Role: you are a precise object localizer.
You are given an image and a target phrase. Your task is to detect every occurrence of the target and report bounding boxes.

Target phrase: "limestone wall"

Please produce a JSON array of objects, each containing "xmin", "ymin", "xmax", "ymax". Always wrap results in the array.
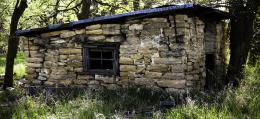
[
  {"xmin": 204, "ymin": 21, "xmax": 226, "ymax": 82},
  {"xmin": 22, "ymin": 14, "xmax": 208, "ymax": 92}
]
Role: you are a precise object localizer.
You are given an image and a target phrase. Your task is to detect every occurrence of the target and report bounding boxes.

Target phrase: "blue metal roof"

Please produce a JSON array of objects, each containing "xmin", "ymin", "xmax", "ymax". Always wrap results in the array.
[{"xmin": 16, "ymin": 4, "xmax": 229, "ymax": 36}]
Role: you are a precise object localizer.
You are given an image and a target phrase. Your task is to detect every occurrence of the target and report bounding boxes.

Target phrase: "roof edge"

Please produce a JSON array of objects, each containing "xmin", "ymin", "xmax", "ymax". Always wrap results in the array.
[{"xmin": 16, "ymin": 4, "xmax": 229, "ymax": 36}]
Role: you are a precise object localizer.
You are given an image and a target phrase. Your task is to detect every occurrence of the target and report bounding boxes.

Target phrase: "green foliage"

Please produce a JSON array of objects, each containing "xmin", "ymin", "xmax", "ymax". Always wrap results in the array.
[{"xmin": 0, "ymin": 52, "xmax": 26, "ymax": 79}]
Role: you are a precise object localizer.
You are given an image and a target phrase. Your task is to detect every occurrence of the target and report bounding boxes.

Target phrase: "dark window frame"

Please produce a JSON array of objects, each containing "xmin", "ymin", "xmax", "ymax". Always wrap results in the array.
[{"xmin": 83, "ymin": 43, "xmax": 119, "ymax": 75}]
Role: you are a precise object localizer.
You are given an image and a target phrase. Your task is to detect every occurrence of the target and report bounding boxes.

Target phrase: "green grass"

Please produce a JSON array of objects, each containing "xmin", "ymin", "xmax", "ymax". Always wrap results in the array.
[
  {"xmin": 0, "ymin": 52, "xmax": 26, "ymax": 79},
  {"xmin": 165, "ymin": 63, "xmax": 260, "ymax": 119},
  {"xmin": 0, "ymin": 87, "xmax": 168, "ymax": 119}
]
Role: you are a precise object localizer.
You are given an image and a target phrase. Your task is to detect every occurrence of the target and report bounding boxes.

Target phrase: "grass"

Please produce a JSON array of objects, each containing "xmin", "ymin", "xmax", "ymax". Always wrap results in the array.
[
  {"xmin": 0, "ymin": 52, "xmax": 26, "ymax": 80},
  {"xmin": 0, "ymin": 87, "xmax": 170, "ymax": 119},
  {"xmin": 165, "ymin": 63, "xmax": 260, "ymax": 119}
]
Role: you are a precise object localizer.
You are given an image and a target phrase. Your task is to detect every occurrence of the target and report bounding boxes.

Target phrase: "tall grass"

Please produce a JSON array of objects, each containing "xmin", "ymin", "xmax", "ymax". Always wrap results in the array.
[
  {"xmin": 11, "ymin": 95, "xmax": 112, "ymax": 119},
  {"xmin": 165, "ymin": 63, "xmax": 260, "ymax": 119},
  {"xmin": 0, "ymin": 87, "xmax": 169, "ymax": 119}
]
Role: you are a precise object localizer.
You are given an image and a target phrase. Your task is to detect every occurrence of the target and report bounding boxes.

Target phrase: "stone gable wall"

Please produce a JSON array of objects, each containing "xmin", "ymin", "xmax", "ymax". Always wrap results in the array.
[{"xmin": 21, "ymin": 14, "xmax": 223, "ymax": 93}]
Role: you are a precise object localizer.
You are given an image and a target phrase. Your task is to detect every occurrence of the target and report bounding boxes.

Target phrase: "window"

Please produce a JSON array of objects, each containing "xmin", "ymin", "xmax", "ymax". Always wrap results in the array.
[{"xmin": 83, "ymin": 44, "xmax": 119, "ymax": 75}]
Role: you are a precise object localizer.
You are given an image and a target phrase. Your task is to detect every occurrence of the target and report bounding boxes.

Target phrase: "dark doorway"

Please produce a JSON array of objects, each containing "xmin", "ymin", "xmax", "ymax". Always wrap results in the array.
[{"xmin": 205, "ymin": 54, "xmax": 215, "ymax": 90}]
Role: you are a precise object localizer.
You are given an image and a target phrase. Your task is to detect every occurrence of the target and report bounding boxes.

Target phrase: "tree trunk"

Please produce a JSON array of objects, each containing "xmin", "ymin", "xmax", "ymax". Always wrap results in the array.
[
  {"xmin": 3, "ymin": 0, "xmax": 27, "ymax": 89},
  {"xmin": 77, "ymin": 0, "xmax": 91, "ymax": 20},
  {"xmin": 226, "ymin": 0, "xmax": 259, "ymax": 87}
]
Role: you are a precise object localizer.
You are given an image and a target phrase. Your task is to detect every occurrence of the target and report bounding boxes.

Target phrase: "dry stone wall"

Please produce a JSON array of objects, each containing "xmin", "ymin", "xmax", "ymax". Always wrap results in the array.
[{"xmin": 21, "ymin": 14, "xmax": 213, "ymax": 93}]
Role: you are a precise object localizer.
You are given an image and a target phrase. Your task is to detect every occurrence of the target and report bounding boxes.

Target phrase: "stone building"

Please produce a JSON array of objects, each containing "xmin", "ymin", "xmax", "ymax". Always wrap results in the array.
[{"xmin": 16, "ymin": 4, "xmax": 229, "ymax": 93}]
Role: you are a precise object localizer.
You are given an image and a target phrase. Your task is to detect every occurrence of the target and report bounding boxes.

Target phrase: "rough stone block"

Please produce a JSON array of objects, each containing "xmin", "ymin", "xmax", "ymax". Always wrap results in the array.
[
  {"xmin": 27, "ymin": 58, "xmax": 43, "ymax": 63},
  {"xmin": 134, "ymin": 78, "xmax": 155, "ymax": 86},
  {"xmin": 120, "ymin": 45, "xmax": 138, "ymax": 54},
  {"xmin": 50, "ymin": 39, "xmax": 66, "ymax": 44},
  {"xmin": 105, "ymin": 36, "xmax": 122, "ymax": 42},
  {"xmin": 41, "ymin": 68, "xmax": 51, "ymax": 75},
  {"xmin": 143, "ymin": 23, "xmax": 170, "ymax": 30},
  {"xmin": 32, "ymin": 80, "xmax": 42, "ymax": 85},
  {"xmin": 25, "ymin": 74, "xmax": 37, "ymax": 80},
  {"xmin": 59, "ymin": 55, "xmax": 68, "ymax": 60},
  {"xmin": 136, "ymin": 65, "xmax": 146, "ymax": 74},
  {"xmin": 120, "ymin": 65, "xmax": 136, "ymax": 72},
  {"xmin": 24, "ymin": 46, "xmax": 39, "ymax": 51},
  {"xmin": 67, "ymin": 61, "xmax": 82, "ymax": 67},
  {"xmin": 44, "ymin": 81, "xmax": 56, "ymax": 87},
  {"xmin": 87, "ymin": 35, "xmax": 105, "ymax": 41},
  {"xmin": 130, "ymin": 54, "xmax": 143, "ymax": 60},
  {"xmin": 129, "ymin": 24, "xmax": 143, "ymax": 30},
  {"xmin": 73, "ymin": 80, "xmax": 88, "ymax": 85},
  {"xmin": 52, "ymin": 68, "xmax": 68, "ymax": 75},
  {"xmin": 95, "ymin": 75, "xmax": 115, "ymax": 84},
  {"xmin": 162, "ymin": 73, "xmax": 185, "ymax": 80},
  {"xmin": 102, "ymin": 24, "xmax": 121, "ymax": 35},
  {"xmin": 74, "ymin": 68, "xmax": 83, "ymax": 72},
  {"xmin": 156, "ymin": 80, "xmax": 186, "ymax": 88},
  {"xmin": 77, "ymin": 75, "xmax": 93, "ymax": 80},
  {"xmin": 24, "ymin": 51, "xmax": 44, "ymax": 57},
  {"xmin": 41, "ymin": 31, "xmax": 61, "ymax": 38},
  {"xmin": 169, "ymin": 15, "xmax": 188, "ymax": 22},
  {"xmin": 59, "ymin": 80, "xmax": 73, "ymax": 87},
  {"xmin": 59, "ymin": 48, "xmax": 81, "ymax": 54},
  {"xmin": 86, "ymin": 24, "xmax": 101, "ymax": 30},
  {"xmin": 60, "ymin": 30, "xmax": 76, "ymax": 38},
  {"xmin": 49, "ymin": 74, "xmax": 63, "ymax": 80},
  {"xmin": 102, "ymin": 24, "xmax": 120, "ymax": 29},
  {"xmin": 26, "ymin": 68, "xmax": 36, "ymax": 74},
  {"xmin": 103, "ymin": 29, "xmax": 120, "ymax": 35},
  {"xmin": 153, "ymin": 58, "xmax": 183, "ymax": 64},
  {"xmin": 27, "ymin": 63, "xmax": 42, "ymax": 68},
  {"xmin": 75, "ymin": 29, "xmax": 85, "ymax": 34},
  {"xmin": 145, "ymin": 71, "xmax": 162, "ymax": 78},
  {"xmin": 88, "ymin": 80, "xmax": 100, "ymax": 85},
  {"xmin": 38, "ymin": 76, "xmax": 47, "ymax": 81},
  {"xmin": 86, "ymin": 29, "xmax": 103, "ymax": 35},
  {"xmin": 126, "ymin": 35, "xmax": 140, "ymax": 44},
  {"xmin": 44, "ymin": 61, "xmax": 57, "ymax": 68},
  {"xmin": 120, "ymin": 72, "xmax": 128, "ymax": 77},
  {"xmin": 170, "ymin": 64, "xmax": 185, "ymax": 73},
  {"xmin": 143, "ymin": 18, "xmax": 168, "ymax": 23},
  {"xmin": 146, "ymin": 64, "xmax": 169, "ymax": 72},
  {"xmin": 119, "ymin": 57, "xmax": 134, "ymax": 65}
]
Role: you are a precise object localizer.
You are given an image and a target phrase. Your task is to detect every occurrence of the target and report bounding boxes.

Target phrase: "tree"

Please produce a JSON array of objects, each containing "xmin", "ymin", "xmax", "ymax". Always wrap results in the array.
[
  {"xmin": 3, "ymin": 0, "xmax": 27, "ymax": 89},
  {"xmin": 226, "ymin": 0, "xmax": 260, "ymax": 86}
]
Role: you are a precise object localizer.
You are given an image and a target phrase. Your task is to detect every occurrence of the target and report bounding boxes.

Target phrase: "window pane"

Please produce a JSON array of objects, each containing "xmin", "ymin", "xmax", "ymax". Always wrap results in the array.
[
  {"xmin": 89, "ymin": 60, "xmax": 102, "ymax": 69},
  {"xmin": 102, "ymin": 50, "xmax": 113, "ymax": 59},
  {"xmin": 89, "ymin": 50, "xmax": 101, "ymax": 58},
  {"xmin": 102, "ymin": 60, "xmax": 113, "ymax": 70}
]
